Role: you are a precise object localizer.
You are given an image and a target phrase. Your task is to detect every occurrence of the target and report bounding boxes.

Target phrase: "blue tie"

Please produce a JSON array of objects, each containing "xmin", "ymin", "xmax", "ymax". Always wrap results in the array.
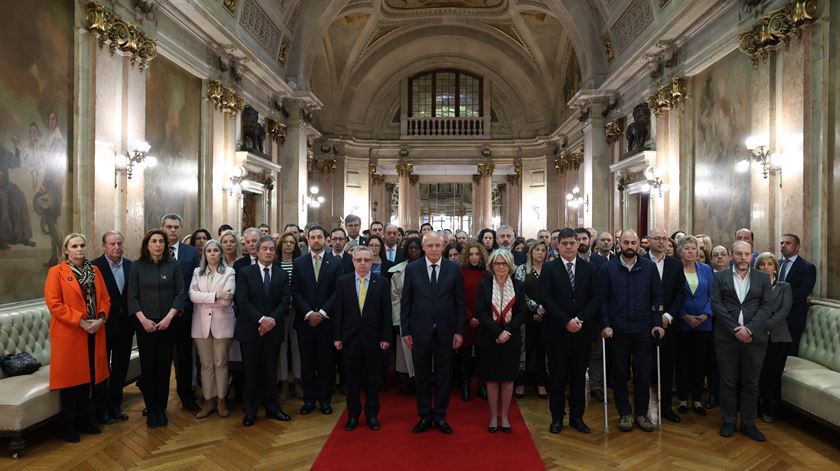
[{"xmin": 263, "ymin": 267, "xmax": 271, "ymax": 296}]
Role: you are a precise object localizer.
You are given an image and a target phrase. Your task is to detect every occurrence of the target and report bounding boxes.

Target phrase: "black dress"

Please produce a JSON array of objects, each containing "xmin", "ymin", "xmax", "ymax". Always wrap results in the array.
[{"xmin": 475, "ymin": 276, "xmax": 526, "ymax": 382}]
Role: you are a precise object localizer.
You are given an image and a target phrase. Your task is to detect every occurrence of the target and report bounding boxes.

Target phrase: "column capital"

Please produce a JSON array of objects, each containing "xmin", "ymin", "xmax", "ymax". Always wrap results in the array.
[
  {"xmin": 396, "ymin": 161, "xmax": 414, "ymax": 177},
  {"xmin": 472, "ymin": 174, "xmax": 482, "ymax": 184},
  {"xmin": 568, "ymin": 89, "xmax": 619, "ymax": 127},
  {"xmin": 477, "ymin": 160, "xmax": 495, "ymax": 178}
]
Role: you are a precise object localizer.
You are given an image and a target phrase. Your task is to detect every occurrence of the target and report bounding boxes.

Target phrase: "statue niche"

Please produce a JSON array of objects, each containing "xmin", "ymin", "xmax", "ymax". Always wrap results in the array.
[
  {"xmin": 625, "ymin": 103, "xmax": 652, "ymax": 154},
  {"xmin": 239, "ymin": 105, "xmax": 267, "ymax": 156}
]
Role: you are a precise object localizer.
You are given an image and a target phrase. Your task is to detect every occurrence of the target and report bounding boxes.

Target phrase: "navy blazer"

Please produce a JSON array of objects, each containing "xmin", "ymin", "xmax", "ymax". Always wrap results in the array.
[
  {"xmin": 540, "ymin": 257, "xmax": 600, "ymax": 342},
  {"xmin": 400, "ymin": 258, "xmax": 465, "ymax": 344},
  {"xmin": 332, "ymin": 273, "xmax": 393, "ymax": 348},
  {"xmin": 91, "ymin": 255, "xmax": 133, "ymax": 324},
  {"xmin": 291, "ymin": 251, "xmax": 342, "ymax": 330},
  {"xmin": 233, "ymin": 254, "xmax": 257, "ymax": 278},
  {"xmin": 175, "ymin": 243, "xmax": 200, "ymax": 312},
  {"xmin": 780, "ymin": 256, "xmax": 816, "ymax": 328},
  {"xmin": 234, "ymin": 262, "xmax": 290, "ymax": 343}
]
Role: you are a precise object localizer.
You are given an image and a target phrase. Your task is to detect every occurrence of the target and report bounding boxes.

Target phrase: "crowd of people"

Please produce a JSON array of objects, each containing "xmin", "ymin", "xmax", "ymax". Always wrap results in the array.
[{"xmin": 43, "ymin": 214, "xmax": 816, "ymax": 444}]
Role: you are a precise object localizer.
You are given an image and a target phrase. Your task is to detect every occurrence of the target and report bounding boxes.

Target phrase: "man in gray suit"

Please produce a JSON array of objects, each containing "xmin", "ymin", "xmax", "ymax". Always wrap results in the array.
[{"xmin": 711, "ymin": 241, "xmax": 773, "ymax": 442}]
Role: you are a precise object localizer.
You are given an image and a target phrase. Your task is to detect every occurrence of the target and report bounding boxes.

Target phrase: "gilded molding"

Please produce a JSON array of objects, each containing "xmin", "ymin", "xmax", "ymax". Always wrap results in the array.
[
  {"xmin": 647, "ymin": 78, "xmax": 687, "ymax": 116},
  {"xmin": 84, "ymin": 2, "xmax": 157, "ymax": 71},
  {"xmin": 223, "ymin": 0, "xmax": 237, "ymax": 13},
  {"xmin": 395, "ymin": 161, "xmax": 414, "ymax": 177},
  {"xmin": 409, "ymin": 174, "xmax": 420, "ymax": 185},
  {"xmin": 553, "ymin": 146, "xmax": 583, "ymax": 174},
  {"xmin": 316, "ymin": 159, "xmax": 337, "ymax": 173},
  {"xmin": 606, "ymin": 117, "xmax": 626, "ymax": 144},
  {"xmin": 208, "ymin": 80, "xmax": 246, "ymax": 116},
  {"xmin": 369, "ymin": 161, "xmax": 378, "ymax": 175},
  {"xmin": 477, "ymin": 160, "xmax": 495, "ymax": 177},
  {"xmin": 268, "ymin": 120, "xmax": 287, "ymax": 143},
  {"xmin": 603, "ymin": 33, "xmax": 615, "ymax": 63},
  {"xmin": 372, "ymin": 174, "xmax": 385, "ymax": 185},
  {"xmin": 738, "ymin": 0, "xmax": 817, "ymax": 67},
  {"xmin": 277, "ymin": 37, "xmax": 290, "ymax": 65}
]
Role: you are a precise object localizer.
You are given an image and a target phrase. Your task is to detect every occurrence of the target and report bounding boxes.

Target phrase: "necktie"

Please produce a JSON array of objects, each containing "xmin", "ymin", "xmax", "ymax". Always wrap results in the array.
[
  {"xmin": 314, "ymin": 254, "xmax": 321, "ymax": 282},
  {"xmin": 263, "ymin": 267, "xmax": 271, "ymax": 296},
  {"xmin": 431, "ymin": 264, "xmax": 438, "ymax": 288},
  {"xmin": 387, "ymin": 247, "xmax": 395, "ymax": 262},
  {"xmin": 358, "ymin": 278, "xmax": 367, "ymax": 313},
  {"xmin": 169, "ymin": 246, "xmax": 176, "ymax": 260},
  {"xmin": 779, "ymin": 259, "xmax": 790, "ymax": 282},
  {"xmin": 566, "ymin": 262, "xmax": 575, "ymax": 289}
]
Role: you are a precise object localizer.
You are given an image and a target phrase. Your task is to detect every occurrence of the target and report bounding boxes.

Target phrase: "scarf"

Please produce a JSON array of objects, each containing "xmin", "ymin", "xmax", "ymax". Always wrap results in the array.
[
  {"xmin": 68, "ymin": 259, "xmax": 98, "ymax": 320},
  {"xmin": 491, "ymin": 276, "xmax": 516, "ymax": 325}
]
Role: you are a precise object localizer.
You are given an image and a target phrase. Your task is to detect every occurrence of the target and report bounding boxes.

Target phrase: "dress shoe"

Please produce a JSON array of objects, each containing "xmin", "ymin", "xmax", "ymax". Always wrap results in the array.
[
  {"xmin": 488, "ymin": 425, "xmax": 498, "ymax": 433},
  {"xmin": 514, "ymin": 385, "xmax": 525, "ymax": 398},
  {"xmin": 477, "ymin": 382, "xmax": 488, "ymax": 400},
  {"xmin": 590, "ymin": 389, "xmax": 605, "ymax": 403},
  {"xmin": 293, "ymin": 381, "xmax": 304, "ymax": 399},
  {"xmin": 181, "ymin": 400, "xmax": 201, "ymax": 412},
  {"xmin": 196, "ymin": 400, "xmax": 216, "ymax": 419},
  {"xmin": 677, "ymin": 404, "xmax": 689, "ymax": 414},
  {"xmin": 243, "ymin": 415, "xmax": 256, "ymax": 427},
  {"xmin": 549, "ymin": 418, "xmax": 563, "ymax": 434},
  {"xmin": 719, "ymin": 423, "xmax": 735, "ymax": 437},
  {"xmin": 96, "ymin": 412, "xmax": 114, "ymax": 425},
  {"xmin": 501, "ymin": 425, "xmax": 511, "ymax": 433},
  {"xmin": 300, "ymin": 402, "xmax": 316, "ymax": 415},
  {"xmin": 111, "ymin": 408, "xmax": 129, "ymax": 421},
  {"xmin": 320, "ymin": 402, "xmax": 333, "ymax": 415},
  {"xmin": 741, "ymin": 425, "xmax": 766, "ymax": 442},
  {"xmin": 266, "ymin": 410, "xmax": 292, "ymax": 421},
  {"xmin": 279, "ymin": 381, "xmax": 291, "ymax": 401},
  {"xmin": 367, "ymin": 417, "xmax": 381, "ymax": 431},
  {"xmin": 159, "ymin": 411, "xmax": 168, "ymax": 427},
  {"xmin": 537, "ymin": 386, "xmax": 548, "ymax": 399},
  {"xmin": 412, "ymin": 418, "xmax": 432, "ymax": 433},
  {"xmin": 436, "ymin": 419, "xmax": 454, "ymax": 434},
  {"xmin": 146, "ymin": 414, "xmax": 156, "ymax": 428},
  {"xmin": 77, "ymin": 422, "xmax": 102, "ymax": 435},
  {"xmin": 345, "ymin": 417, "xmax": 359, "ymax": 431},
  {"xmin": 661, "ymin": 408, "xmax": 681, "ymax": 423},
  {"xmin": 569, "ymin": 417, "xmax": 591, "ymax": 433},
  {"xmin": 62, "ymin": 430, "xmax": 81, "ymax": 443},
  {"xmin": 693, "ymin": 405, "xmax": 707, "ymax": 417},
  {"xmin": 705, "ymin": 395, "xmax": 719, "ymax": 409},
  {"xmin": 217, "ymin": 399, "xmax": 230, "ymax": 418},
  {"xmin": 461, "ymin": 383, "xmax": 471, "ymax": 402}
]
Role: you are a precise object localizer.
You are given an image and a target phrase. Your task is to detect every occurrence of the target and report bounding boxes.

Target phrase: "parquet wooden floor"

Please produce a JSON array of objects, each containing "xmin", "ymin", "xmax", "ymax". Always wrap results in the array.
[{"xmin": 2, "ymin": 381, "xmax": 838, "ymax": 470}]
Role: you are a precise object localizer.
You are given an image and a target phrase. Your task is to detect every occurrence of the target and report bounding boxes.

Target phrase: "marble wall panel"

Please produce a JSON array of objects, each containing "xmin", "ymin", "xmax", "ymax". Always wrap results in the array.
[
  {"xmin": 692, "ymin": 51, "xmax": 753, "ymax": 249},
  {"xmin": 0, "ymin": 0, "xmax": 73, "ymax": 303},
  {"xmin": 827, "ymin": 0, "xmax": 840, "ymax": 298},
  {"xmin": 144, "ymin": 56, "xmax": 201, "ymax": 233}
]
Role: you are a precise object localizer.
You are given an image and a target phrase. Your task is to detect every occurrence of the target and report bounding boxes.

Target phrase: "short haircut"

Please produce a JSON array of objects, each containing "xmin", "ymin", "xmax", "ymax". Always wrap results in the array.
[
  {"xmin": 732, "ymin": 240, "xmax": 752, "ymax": 252},
  {"xmin": 782, "ymin": 233, "xmax": 801, "ymax": 245},
  {"xmin": 497, "ymin": 224, "xmax": 515, "ymax": 235},
  {"xmin": 330, "ymin": 227, "xmax": 347, "ymax": 238},
  {"xmin": 677, "ymin": 235, "xmax": 699, "ymax": 254},
  {"xmin": 420, "ymin": 222, "xmax": 434, "ymax": 230},
  {"xmin": 160, "ymin": 213, "xmax": 183, "ymax": 226},
  {"xmin": 345, "ymin": 214, "xmax": 361, "ymax": 225},
  {"xmin": 558, "ymin": 228, "xmax": 577, "ymax": 240},
  {"xmin": 711, "ymin": 245, "xmax": 729, "ymax": 255},
  {"xmin": 307, "ymin": 225, "xmax": 327, "ymax": 237},
  {"xmin": 370, "ymin": 220, "xmax": 383, "ymax": 228},
  {"xmin": 139, "ymin": 229, "xmax": 169, "ymax": 263},
  {"xmin": 755, "ymin": 252, "xmax": 779, "ymax": 273},
  {"xmin": 217, "ymin": 224, "xmax": 233, "ymax": 235},
  {"xmin": 258, "ymin": 224, "xmax": 270, "ymax": 230},
  {"xmin": 735, "ymin": 228, "xmax": 755, "ymax": 240},
  {"xmin": 574, "ymin": 227, "xmax": 588, "ymax": 236},
  {"xmin": 101, "ymin": 230, "xmax": 124, "ymax": 244},
  {"xmin": 486, "ymin": 248, "xmax": 516, "ymax": 272},
  {"xmin": 284, "ymin": 223, "xmax": 300, "ymax": 232},
  {"xmin": 422, "ymin": 231, "xmax": 443, "ymax": 243},
  {"xmin": 256, "ymin": 235, "xmax": 275, "ymax": 250},
  {"xmin": 242, "ymin": 227, "xmax": 260, "ymax": 238},
  {"xmin": 352, "ymin": 245, "xmax": 373, "ymax": 259},
  {"xmin": 304, "ymin": 221, "xmax": 321, "ymax": 231}
]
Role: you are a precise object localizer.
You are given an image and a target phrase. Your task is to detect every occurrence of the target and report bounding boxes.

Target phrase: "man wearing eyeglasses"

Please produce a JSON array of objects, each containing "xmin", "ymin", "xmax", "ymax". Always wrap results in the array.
[{"xmin": 643, "ymin": 228, "xmax": 686, "ymax": 424}]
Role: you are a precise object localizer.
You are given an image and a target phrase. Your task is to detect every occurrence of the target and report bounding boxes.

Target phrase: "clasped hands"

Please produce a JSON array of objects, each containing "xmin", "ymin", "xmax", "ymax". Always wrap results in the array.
[
  {"xmin": 78, "ymin": 317, "xmax": 105, "ymax": 334},
  {"xmin": 681, "ymin": 314, "xmax": 709, "ymax": 329},
  {"xmin": 258, "ymin": 316, "xmax": 276, "ymax": 336},
  {"xmin": 334, "ymin": 340, "xmax": 391, "ymax": 351},
  {"xmin": 402, "ymin": 333, "xmax": 463, "ymax": 349},
  {"xmin": 307, "ymin": 311, "xmax": 326, "ymax": 327},
  {"xmin": 600, "ymin": 326, "xmax": 665, "ymax": 339},
  {"xmin": 733, "ymin": 325, "xmax": 752, "ymax": 343}
]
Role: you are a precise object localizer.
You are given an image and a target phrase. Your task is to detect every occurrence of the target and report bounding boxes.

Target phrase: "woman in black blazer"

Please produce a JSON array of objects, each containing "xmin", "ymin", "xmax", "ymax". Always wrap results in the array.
[
  {"xmin": 475, "ymin": 249, "xmax": 526, "ymax": 433},
  {"xmin": 127, "ymin": 229, "xmax": 185, "ymax": 428}
]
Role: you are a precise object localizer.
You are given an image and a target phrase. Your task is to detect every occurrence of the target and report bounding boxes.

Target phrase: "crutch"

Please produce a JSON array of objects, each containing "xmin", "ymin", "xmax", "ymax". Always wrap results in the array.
[
  {"xmin": 602, "ymin": 337, "xmax": 609, "ymax": 433},
  {"xmin": 653, "ymin": 330, "xmax": 662, "ymax": 430}
]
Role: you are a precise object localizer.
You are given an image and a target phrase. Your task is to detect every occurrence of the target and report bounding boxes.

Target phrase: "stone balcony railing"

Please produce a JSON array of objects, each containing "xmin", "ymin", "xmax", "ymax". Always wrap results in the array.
[{"xmin": 402, "ymin": 116, "xmax": 490, "ymax": 139}]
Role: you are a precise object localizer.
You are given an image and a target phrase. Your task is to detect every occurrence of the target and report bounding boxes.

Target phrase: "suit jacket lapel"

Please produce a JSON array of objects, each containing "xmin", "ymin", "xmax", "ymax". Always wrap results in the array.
[{"xmin": 98, "ymin": 258, "xmax": 119, "ymax": 297}]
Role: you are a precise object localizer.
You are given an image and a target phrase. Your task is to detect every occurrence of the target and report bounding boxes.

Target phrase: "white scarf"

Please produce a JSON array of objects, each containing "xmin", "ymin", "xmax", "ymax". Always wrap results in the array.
[{"xmin": 491, "ymin": 277, "xmax": 516, "ymax": 325}]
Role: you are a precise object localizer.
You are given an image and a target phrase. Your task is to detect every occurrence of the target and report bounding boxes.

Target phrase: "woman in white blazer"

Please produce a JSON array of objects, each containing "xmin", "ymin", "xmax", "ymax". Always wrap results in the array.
[{"xmin": 189, "ymin": 239, "xmax": 235, "ymax": 418}]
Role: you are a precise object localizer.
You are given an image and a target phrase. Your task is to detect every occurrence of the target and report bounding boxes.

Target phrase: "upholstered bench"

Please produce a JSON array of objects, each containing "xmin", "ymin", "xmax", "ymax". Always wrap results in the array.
[
  {"xmin": 781, "ymin": 300, "xmax": 840, "ymax": 428},
  {"xmin": 0, "ymin": 299, "xmax": 140, "ymax": 458}
]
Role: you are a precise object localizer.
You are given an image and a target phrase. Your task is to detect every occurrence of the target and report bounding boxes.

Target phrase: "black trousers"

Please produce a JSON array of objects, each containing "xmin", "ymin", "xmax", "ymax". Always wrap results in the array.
[
  {"xmin": 612, "ymin": 331, "xmax": 652, "ymax": 417},
  {"xmin": 241, "ymin": 337, "xmax": 280, "ymax": 416},
  {"xmin": 456, "ymin": 346, "xmax": 474, "ymax": 385},
  {"xmin": 545, "ymin": 333, "xmax": 591, "ymax": 420},
  {"xmin": 105, "ymin": 315, "xmax": 135, "ymax": 412},
  {"xmin": 788, "ymin": 325, "xmax": 804, "ymax": 356},
  {"xmin": 525, "ymin": 319, "xmax": 547, "ymax": 386},
  {"xmin": 344, "ymin": 340, "xmax": 383, "ymax": 419},
  {"xmin": 716, "ymin": 339, "xmax": 767, "ymax": 427},
  {"xmin": 705, "ymin": 332, "xmax": 719, "ymax": 397},
  {"xmin": 413, "ymin": 331, "xmax": 452, "ymax": 422},
  {"xmin": 171, "ymin": 310, "xmax": 195, "ymax": 404},
  {"xmin": 60, "ymin": 334, "xmax": 99, "ymax": 431},
  {"xmin": 298, "ymin": 324, "xmax": 335, "ymax": 404},
  {"xmin": 135, "ymin": 321, "xmax": 174, "ymax": 413},
  {"xmin": 759, "ymin": 341, "xmax": 790, "ymax": 405},
  {"xmin": 676, "ymin": 330, "xmax": 709, "ymax": 402}
]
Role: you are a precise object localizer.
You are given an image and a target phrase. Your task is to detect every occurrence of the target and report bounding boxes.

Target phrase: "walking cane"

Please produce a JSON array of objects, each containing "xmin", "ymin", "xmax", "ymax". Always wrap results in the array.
[
  {"xmin": 654, "ymin": 330, "xmax": 662, "ymax": 430},
  {"xmin": 602, "ymin": 337, "xmax": 609, "ymax": 433}
]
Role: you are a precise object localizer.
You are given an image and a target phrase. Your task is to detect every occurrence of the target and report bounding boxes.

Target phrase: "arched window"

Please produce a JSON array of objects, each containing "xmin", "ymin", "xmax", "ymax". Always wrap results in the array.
[{"xmin": 409, "ymin": 70, "xmax": 483, "ymax": 118}]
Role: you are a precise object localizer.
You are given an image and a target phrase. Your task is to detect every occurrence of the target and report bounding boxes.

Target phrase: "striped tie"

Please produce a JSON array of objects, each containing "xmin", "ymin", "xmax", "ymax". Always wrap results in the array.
[{"xmin": 566, "ymin": 262, "xmax": 575, "ymax": 289}]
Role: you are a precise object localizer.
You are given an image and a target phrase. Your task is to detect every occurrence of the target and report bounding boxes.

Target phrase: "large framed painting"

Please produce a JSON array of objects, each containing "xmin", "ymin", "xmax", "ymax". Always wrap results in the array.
[
  {"xmin": 0, "ymin": 1, "xmax": 74, "ymax": 304},
  {"xmin": 144, "ymin": 56, "xmax": 201, "ymax": 233}
]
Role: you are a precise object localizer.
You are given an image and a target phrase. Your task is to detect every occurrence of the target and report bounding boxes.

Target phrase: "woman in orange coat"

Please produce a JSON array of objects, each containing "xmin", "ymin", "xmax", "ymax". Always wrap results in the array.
[{"xmin": 44, "ymin": 233, "xmax": 111, "ymax": 443}]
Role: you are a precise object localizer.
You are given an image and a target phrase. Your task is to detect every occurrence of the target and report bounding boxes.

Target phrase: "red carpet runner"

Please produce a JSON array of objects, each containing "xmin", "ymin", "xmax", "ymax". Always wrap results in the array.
[{"xmin": 312, "ymin": 389, "xmax": 545, "ymax": 471}]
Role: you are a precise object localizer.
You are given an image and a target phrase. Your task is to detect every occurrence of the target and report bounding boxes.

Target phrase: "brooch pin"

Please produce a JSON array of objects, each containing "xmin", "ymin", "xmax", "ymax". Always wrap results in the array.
[
  {"xmin": 161, "ymin": 274, "xmax": 168, "ymax": 280},
  {"xmin": 67, "ymin": 276, "xmax": 73, "ymax": 281}
]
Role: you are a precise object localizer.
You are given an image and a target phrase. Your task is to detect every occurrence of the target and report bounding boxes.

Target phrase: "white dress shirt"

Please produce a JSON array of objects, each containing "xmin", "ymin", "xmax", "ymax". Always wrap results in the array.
[
  {"xmin": 733, "ymin": 269, "xmax": 751, "ymax": 326},
  {"xmin": 650, "ymin": 252, "xmax": 672, "ymax": 322}
]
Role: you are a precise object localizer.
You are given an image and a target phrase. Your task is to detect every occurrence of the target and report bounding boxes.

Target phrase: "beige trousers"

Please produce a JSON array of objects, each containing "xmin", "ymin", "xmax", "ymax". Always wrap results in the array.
[{"xmin": 195, "ymin": 334, "xmax": 232, "ymax": 400}]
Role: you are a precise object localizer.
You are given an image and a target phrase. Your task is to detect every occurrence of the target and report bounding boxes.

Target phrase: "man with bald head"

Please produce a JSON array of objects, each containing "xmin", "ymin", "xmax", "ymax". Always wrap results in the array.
[
  {"xmin": 643, "ymin": 228, "xmax": 686, "ymax": 423},
  {"xmin": 600, "ymin": 230, "xmax": 664, "ymax": 433},
  {"xmin": 734, "ymin": 228, "xmax": 760, "ymax": 265},
  {"xmin": 711, "ymin": 241, "xmax": 773, "ymax": 441}
]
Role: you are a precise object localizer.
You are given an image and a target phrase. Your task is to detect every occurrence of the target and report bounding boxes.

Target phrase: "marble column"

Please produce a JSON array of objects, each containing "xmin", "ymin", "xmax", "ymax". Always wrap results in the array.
[
  {"xmin": 281, "ymin": 104, "xmax": 310, "ymax": 227},
  {"xmin": 396, "ymin": 161, "xmax": 413, "ymax": 229},
  {"xmin": 477, "ymin": 161, "xmax": 494, "ymax": 230},
  {"xmin": 408, "ymin": 175, "xmax": 420, "ymax": 229},
  {"xmin": 370, "ymin": 173, "xmax": 386, "ymax": 224},
  {"xmin": 581, "ymin": 102, "xmax": 611, "ymax": 231},
  {"xmin": 471, "ymin": 174, "xmax": 482, "ymax": 235},
  {"xmin": 506, "ymin": 174, "xmax": 521, "ymax": 233}
]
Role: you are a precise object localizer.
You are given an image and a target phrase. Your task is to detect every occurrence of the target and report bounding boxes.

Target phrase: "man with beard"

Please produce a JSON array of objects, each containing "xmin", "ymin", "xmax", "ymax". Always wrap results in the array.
[
  {"xmin": 600, "ymin": 230, "xmax": 664, "ymax": 432},
  {"xmin": 497, "ymin": 225, "xmax": 526, "ymax": 265},
  {"xmin": 575, "ymin": 227, "xmax": 607, "ymax": 270},
  {"xmin": 596, "ymin": 231, "xmax": 614, "ymax": 260}
]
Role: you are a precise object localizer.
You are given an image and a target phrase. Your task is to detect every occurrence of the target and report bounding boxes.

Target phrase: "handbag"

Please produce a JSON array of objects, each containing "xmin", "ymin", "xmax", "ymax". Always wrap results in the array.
[{"xmin": 0, "ymin": 352, "xmax": 41, "ymax": 376}]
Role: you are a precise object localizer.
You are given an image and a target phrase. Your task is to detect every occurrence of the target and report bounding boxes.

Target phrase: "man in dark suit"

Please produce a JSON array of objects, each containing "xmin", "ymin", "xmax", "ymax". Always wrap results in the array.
[
  {"xmin": 233, "ymin": 227, "xmax": 261, "ymax": 275},
  {"xmin": 540, "ymin": 228, "xmax": 600, "ymax": 434},
  {"xmin": 778, "ymin": 233, "xmax": 816, "ymax": 356},
  {"xmin": 643, "ymin": 228, "xmax": 686, "ymax": 423},
  {"xmin": 333, "ymin": 246, "xmax": 393, "ymax": 431},
  {"xmin": 711, "ymin": 241, "xmax": 774, "ymax": 442},
  {"xmin": 497, "ymin": 225, "xmax": 526, "ymax": 265},
  {"xmin": 329, "ymin": 227, "xmax": 354, "ymax": 274},
  {"xmin": 384, "ymin": 224, "xmax": 402, "ymax": 264},
  {"xmin": 91, "ymin": 231, "xmax": 133, "ymax": 423},
  {"xmin": 401, "ymin": 231, "xmax": 465, "ymax": 434},
  {"xmin": 161, "ymin": 213, "xmax": 201, "ymax": 411},
  {"xmin": 235, "ymin": 236, "xmax": 292, "ymax": 426},
  {"xmin": 292, "ymin": 225, "xmax": 343, "ymax": 415}
]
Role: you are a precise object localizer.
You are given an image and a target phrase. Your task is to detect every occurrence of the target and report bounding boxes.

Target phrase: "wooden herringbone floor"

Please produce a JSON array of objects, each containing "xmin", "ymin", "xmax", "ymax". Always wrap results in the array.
[{"xmin": 2, "ymin": 380, "xmax": 838, "ymax": 470}]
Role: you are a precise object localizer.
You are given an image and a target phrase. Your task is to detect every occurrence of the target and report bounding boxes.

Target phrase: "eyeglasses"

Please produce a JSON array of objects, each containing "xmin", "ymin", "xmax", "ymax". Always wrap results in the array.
[
  {"xmin": 493, "ymin": 262, "xmax": 509, "ymax": 267},
  {"xmin": 550, "ymin": 236, "xmax": 559, "ymax": 240},
  {"xmin": 651, "ymin": 237, "xmax": 669, "ymax": 242}
]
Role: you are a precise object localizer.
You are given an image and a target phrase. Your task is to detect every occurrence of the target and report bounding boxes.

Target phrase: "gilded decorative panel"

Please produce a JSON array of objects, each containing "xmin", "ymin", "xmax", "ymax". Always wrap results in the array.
[
  {"xmin": 144, "ymin": 56, "xmax": 201, "ymax": 233},
  {"xmin": 692, "ymin": 51, "xmax": 752, "ymax": 249},
  {"xmin": 0, "ymin": 0, "xmax": 74, "ymax": 303}
]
